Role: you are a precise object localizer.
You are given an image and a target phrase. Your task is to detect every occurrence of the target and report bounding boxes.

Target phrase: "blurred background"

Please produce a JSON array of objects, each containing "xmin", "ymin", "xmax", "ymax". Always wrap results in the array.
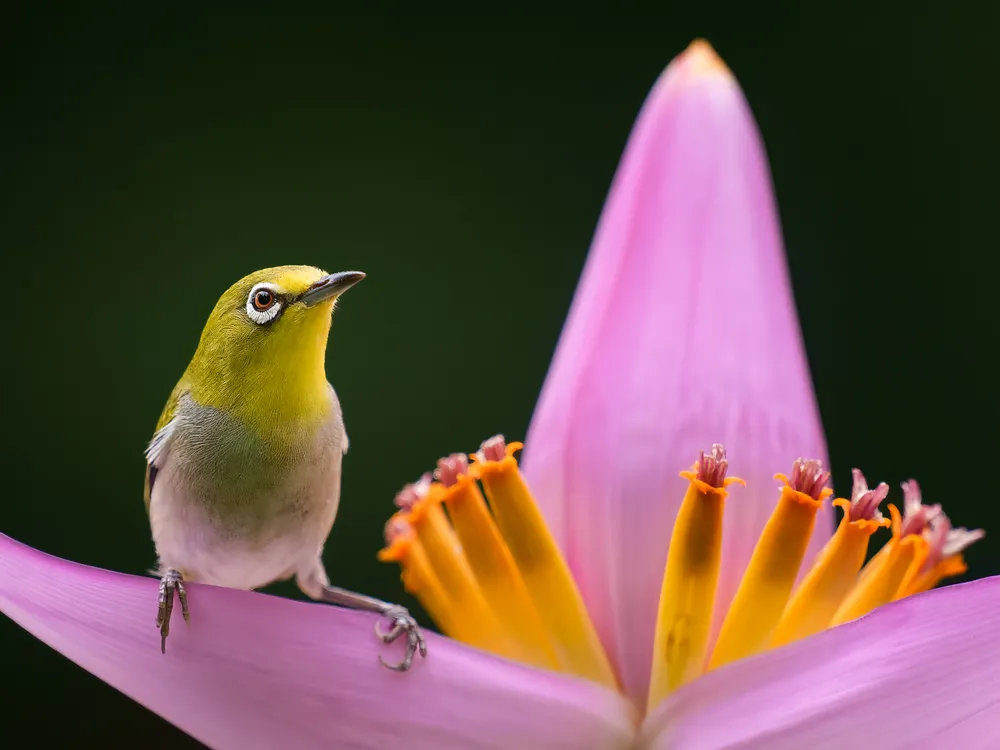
[{"xmin": 1, "ymin": 5, "xmax": 997, "ymax": 747}]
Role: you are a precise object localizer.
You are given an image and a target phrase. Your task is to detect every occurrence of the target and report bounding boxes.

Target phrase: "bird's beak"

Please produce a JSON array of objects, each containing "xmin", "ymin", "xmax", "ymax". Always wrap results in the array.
[{"xmin": 299, "ymin": 271, "xmax": 366, "ymax": 307}]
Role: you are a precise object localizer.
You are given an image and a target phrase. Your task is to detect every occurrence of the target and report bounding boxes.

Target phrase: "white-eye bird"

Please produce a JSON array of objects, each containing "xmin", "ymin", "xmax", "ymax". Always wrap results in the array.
[{"xmin": 144, "ymin": 265, "xmax": 426, "ymax": 670}]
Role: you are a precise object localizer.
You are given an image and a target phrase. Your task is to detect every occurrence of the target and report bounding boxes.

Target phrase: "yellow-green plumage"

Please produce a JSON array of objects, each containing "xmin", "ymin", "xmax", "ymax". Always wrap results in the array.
[{"xmin": 144, "ymin": 266, "xmax": 340, "ymax": 514}]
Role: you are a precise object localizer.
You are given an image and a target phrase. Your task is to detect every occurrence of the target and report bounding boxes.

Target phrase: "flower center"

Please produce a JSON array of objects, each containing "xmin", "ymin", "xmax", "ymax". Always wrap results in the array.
[{"xmin": 379, "ymin": 436, "xmax": 981, "ymax": 711}]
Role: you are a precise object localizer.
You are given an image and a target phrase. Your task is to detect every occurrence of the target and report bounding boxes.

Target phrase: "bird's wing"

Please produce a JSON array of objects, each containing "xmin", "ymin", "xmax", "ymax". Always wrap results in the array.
[
  {"xmin": 144, "ymin": 382, "xmax": 186, "ymax": 514},
  {"xmin": 328, "ymin": 381, "xmax": 349, "ymax": 455}
]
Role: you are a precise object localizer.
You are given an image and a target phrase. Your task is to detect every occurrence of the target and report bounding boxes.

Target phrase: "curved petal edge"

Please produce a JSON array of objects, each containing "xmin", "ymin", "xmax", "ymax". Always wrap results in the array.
[
  {"xmin": 642, "ymin": 576, "xmax": 1000, "ymax": 750},
  {"xmin": 0, "ymin": 534, "xmax": 635, "ymax": 750}
]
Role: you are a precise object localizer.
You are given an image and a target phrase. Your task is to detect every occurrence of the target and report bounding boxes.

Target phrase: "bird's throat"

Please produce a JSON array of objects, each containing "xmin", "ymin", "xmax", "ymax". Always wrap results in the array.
[{"xmin": 188, "ymin": 307, "xmax": 335, "ymax": 443}]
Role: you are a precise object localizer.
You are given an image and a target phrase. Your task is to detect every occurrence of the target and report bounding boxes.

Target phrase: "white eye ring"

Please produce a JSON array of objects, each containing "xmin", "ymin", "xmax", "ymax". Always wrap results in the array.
[{"xmin": 246, "ymin": 283, "xmax": 283, "ymax": 325}]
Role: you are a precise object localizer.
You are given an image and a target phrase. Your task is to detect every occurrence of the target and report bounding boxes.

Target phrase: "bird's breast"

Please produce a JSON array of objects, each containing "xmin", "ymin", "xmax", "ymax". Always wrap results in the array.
[{"xmin": 149, "ymin": 395, "xmax": 345, "ymax": 587}]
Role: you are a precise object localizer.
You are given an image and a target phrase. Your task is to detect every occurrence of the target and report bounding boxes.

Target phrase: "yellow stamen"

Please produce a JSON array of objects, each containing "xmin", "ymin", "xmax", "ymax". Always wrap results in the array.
[
  {"xmin": 831, "ymin": 504, "xmax": 928, "ymax": 625},
  {"xmin": 437, "ymin": 477, "xmax": 560, "ymax": 671},
  {"xmin": 378, "ymin": 521, "xmax": 460, "ymax": 638},
  {"xmin": 771, "ymin": 498, "xmax": 889, "ymax": 647},
  {"xmin": 474, "ymin": 442, "xmax": 619, "ymax": 689},
  {"xmin": 853, "ymin": 540, "xmax": 891, "ymax": 588},
  {"xmin": 709, "ymin": 475, "xmax": 830, "ymax": 670},
  {"xmin": 406, "ymin": 498, "xmax": 512, "ymax": 656},
  {"xmin": 896, "ymin": 521, "xmax": 982, "ymax": 599},
  {"xmin": 897, "ymin": 554, "xmax": 967, "ymax": 598},
  {"xmin": 647, "ymin": 468, "xmax": 744, "ymax": 710}
]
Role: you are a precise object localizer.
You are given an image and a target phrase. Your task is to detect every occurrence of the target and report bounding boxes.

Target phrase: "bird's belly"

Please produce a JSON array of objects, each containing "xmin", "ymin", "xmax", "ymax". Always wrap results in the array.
[
  {"xmin": 149, "ymin": 411, "xmax": 344, "ymax": 590},
  {"xmin": 151, "ymin": 509, "xmax": 312, "ymax": 590}
]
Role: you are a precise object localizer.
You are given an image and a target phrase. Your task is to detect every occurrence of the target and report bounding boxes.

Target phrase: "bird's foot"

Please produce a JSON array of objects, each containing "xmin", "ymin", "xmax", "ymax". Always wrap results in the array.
[
  {"xmin": 302, "ymin": 578, "xmax": 428, "ymax": 672},
  {"xmin": 374, "ymin": 604, "xmax": 428, "ymax": 672},
  {"xmin": 156, "ymin": 568, "xmax": 189, "ymax": 653}
]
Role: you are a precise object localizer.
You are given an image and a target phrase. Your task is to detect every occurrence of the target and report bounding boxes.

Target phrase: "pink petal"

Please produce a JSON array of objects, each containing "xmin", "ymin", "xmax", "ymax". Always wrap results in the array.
[
  {"xmin": 521, "ymin": 41, "xmax": 828, "ymax": 704},
  {"xmin": 642, "ymin": 575, "xmax": 1000, "ymax": 749},
  {"xmin": 0, "ymin": 534, "xmax": 634, "ymax": 750}
]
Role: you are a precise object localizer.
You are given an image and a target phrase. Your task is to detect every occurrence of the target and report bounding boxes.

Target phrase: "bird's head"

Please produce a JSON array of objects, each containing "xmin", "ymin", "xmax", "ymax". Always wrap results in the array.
[{"xmin": 185, "ymin": 265, "xmax": 365, "ymax": 430}]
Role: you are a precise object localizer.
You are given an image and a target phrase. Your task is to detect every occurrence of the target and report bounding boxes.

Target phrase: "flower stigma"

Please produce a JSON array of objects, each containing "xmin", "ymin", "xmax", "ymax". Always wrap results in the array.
[
  {"xmin": 433, "ymin": 452, "xmax": 557, "ymax": 670},
  {"xmin": 896, "ymin": 501, "xmax": 985, "ymax": 599},
  {"xmin": 771, "ymin": 469, "xmax": 890, "ymax": 648},
  {"xmin": 708, "ymin": 458, "xmax": 833, "ymax": 671},
  {"xmin": 647, "ymin": 444, "xmax": 745, "ymax": 709},
  {"xmin": 380, "ymin": 474, "xmax": 509, "ymax": 656},
  {"xmin": 831, "ymin": 479, "xmax": 938, "ymax": 625}
]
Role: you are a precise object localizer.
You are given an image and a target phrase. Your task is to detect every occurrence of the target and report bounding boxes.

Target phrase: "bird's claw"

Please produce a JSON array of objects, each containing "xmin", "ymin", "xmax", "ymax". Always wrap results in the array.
[
  {"xmin": 156, "ymin": 569, "xmax": 189, "ymax": 653},
  {"xmin": 375, "ymin": 605, "xmax": 427, "ymax": 672}
]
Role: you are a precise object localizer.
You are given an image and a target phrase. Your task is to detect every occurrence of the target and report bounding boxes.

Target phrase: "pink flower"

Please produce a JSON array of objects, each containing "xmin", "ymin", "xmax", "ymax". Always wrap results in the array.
[{"xmin": 1, "ymin": 40, "xmax": 992, "ymax": 749}]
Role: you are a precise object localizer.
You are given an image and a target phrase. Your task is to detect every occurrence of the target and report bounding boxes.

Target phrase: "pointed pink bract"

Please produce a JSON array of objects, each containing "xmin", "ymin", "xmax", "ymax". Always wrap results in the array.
[
  {"xmin": 522, "ymin": 42, "xmax": 829, "ymax": 703},
  {"xmin": 0, "ymin": 535, "xmax": 634, "ymax": 750}
]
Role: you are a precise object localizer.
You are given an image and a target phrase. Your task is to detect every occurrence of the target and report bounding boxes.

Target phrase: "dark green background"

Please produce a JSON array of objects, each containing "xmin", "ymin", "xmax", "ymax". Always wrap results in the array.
[{"xmin": 2, "ymin": 6, "xmax": 997, "ymax": 748}]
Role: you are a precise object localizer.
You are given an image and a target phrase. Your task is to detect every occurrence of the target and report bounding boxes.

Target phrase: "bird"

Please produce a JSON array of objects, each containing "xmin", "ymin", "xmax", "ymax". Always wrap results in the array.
[{"xmin": 144, "ymin": 265, "xmax": 426, "ymax": 671}]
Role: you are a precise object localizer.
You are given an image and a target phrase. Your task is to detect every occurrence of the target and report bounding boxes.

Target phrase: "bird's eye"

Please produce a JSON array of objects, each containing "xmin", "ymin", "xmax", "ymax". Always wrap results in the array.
[
  {"xmin": 246, "ymin": 284, "xmax": 283, "ymax": 325},
  {"xmin": 253, "ymin": 289, "xmax": 275, "ymax": 311}
]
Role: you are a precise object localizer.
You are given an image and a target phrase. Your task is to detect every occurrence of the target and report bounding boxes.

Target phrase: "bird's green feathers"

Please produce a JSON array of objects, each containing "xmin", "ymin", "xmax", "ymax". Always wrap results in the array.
[
  {"xmin": 143, "ymin": 265, "xmax": 347, "ymax": 515},
  {"xmin": 182, "ymin": 266, "xmax": 337, "ymax": 434}
]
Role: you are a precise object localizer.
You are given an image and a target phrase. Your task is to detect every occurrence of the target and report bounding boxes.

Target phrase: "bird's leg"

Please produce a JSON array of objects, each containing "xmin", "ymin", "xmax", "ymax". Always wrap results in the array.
[
  {"xmin": 297, "ymin": 561, "xmax": 427, "ymax": 672},
  {"xmin": 320, "ymin": 587, "xmax": 428, "ymax": 672},
  {"xmin": 156, "ymin": 568, "xmax": 189, "ymax": 654}
]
